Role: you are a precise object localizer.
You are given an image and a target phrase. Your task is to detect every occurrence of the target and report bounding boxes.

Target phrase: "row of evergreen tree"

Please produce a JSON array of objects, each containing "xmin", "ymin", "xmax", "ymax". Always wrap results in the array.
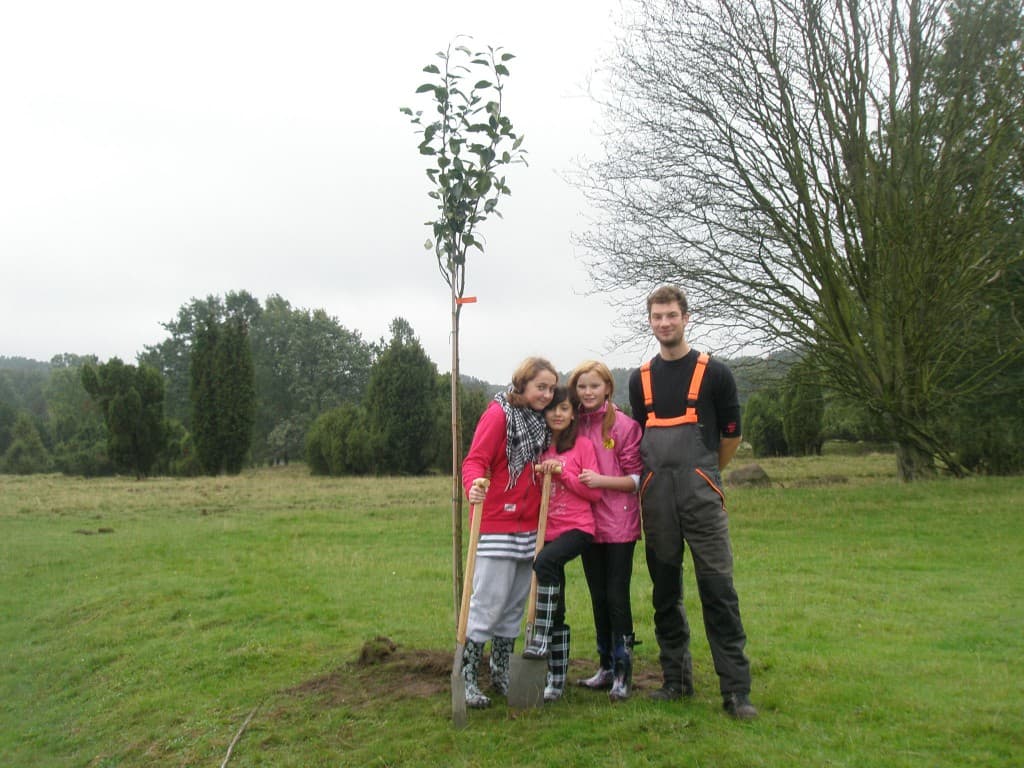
[
  {"xmin": 0, "ymin": 292, "xmax": 503, "ymax": 477},
  {"xmin": 2, "ymin": 290, "xmax": 1019, "ymax": 476}
]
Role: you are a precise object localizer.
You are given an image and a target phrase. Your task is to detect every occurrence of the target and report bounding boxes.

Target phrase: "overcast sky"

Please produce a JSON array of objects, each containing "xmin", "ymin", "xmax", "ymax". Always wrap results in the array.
[{"xmin": 0, "ymin": 0, "xmax": 667, "ymax": 384}]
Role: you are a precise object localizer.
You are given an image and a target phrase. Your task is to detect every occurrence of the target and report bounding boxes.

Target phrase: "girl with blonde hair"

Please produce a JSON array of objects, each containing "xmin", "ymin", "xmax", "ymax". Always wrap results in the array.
[{"xmin": 568, "ymin": 360, "xmax": 643, "ymax": 701}]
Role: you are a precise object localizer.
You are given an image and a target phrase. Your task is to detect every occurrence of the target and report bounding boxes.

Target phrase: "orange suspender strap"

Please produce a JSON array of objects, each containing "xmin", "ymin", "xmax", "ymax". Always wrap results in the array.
[
  {"xmin": 640, "ymin": 360, "xmax": 654, "ymax": 409},
  {"xmin": 687, "ymin": 352, "xmax": 710, "ymax": 405},
  {"xmin": 643, "ymin": 353, "xmax": 710, "ymax": 428}
]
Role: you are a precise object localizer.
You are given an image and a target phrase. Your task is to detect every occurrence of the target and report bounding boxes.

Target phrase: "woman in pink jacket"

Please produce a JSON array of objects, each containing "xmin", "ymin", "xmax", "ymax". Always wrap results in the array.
[
  {"xmin": 569, "ymin": 360, "xmax": 644, "ymax": 701},
  {"xmin": 521, "ymin": 385, "xmax": 601, "ymax": 702},
  {"xmin": 461, "ymin": 357, "xmax": 558, "ymax": 709}
]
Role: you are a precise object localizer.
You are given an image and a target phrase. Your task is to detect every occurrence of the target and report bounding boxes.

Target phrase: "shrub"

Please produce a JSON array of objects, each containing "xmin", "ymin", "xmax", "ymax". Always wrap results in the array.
[
  {"xmin": 52, "ymin": 424, "xmax": 114, "ymax": 477},
  {"xmin": 782, "ymin": 363, "xmax": 824, "ymax": 456},
  {"xmin": 306, "ymin": 404, "xmax": 373, "ymax": 476},
  {"xmin": 945, "ymin": 373, "xmax": 1024, "ymax": 475},
  {"xmin": 1, "ymin": 413, "xmax": 52, "ymax": 474},
  {"xmin": 744, "ymin": 391, "xmax": 788, "ymax": 457}
]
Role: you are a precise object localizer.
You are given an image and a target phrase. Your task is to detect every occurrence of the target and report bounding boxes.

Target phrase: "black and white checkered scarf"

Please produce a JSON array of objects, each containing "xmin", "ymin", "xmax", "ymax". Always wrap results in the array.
[{"xmin": 495, "ymin": 390, "xmax": 550, "ymax": 490}]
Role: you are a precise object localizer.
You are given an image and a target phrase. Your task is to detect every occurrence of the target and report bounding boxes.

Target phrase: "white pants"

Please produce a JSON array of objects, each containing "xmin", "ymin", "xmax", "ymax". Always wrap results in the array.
[{"xmin": 466, "ymin": 556, "xmax": 533, "ymax": 643}]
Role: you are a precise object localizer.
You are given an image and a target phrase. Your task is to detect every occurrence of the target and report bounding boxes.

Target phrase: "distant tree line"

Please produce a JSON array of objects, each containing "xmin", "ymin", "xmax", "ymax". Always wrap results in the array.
[
  {"xmin": 0, "ymin": 293, "xmax": 494, "ymax": 477},
  {"xmin": 2, "ymin": 289, "xmax": 1021, "ymax": 476},
  {"xmin": 306, "ymin": 318, "xmax": 491, "ymax": 476}
]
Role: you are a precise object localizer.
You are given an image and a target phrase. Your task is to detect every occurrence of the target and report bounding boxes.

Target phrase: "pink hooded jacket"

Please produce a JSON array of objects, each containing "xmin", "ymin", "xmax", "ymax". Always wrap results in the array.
[
  {"xmin": 538, "ymin": 437, "xmax": 601, "ymax": 541},
  {"xmin": 575, "ymin": 403, "xmax": 643, "ymax": 543}
]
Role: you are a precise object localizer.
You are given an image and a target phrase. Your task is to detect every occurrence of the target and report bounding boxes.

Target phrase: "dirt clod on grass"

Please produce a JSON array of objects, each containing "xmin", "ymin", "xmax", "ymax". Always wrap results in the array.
[{"xmin": 357, "ymin": 635, "xmax": 398, "ymax": 665}]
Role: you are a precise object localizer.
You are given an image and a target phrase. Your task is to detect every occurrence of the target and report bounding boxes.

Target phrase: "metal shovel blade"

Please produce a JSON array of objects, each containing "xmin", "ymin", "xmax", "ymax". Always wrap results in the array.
[
  {"xmin": 507, "ymin": 652, "xmax": 547, "ymax": 709},
  {"xmin": 507, "ymin": 469, "xmax": 553, "ymax": 710},
  {"xmin": 451, "ymin": 641, "xmax": 467, "ymax": 729}
]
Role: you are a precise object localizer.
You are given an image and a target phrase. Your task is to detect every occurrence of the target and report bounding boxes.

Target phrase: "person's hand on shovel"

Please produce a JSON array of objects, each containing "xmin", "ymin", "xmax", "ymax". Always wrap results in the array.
[
  {"xmin": 535, "ymin": 459, "xmax": 564, "ymax": 476},
  {"xmin": 467, "ymin": 477, "xmax": 489, "ymax": 504}
]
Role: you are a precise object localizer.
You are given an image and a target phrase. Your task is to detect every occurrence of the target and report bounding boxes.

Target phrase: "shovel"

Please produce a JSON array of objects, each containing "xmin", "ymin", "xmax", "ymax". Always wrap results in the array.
[
  {"xmin": 507, "ymin": 465, "xmax": 558, "ymax": 709},
  {"xmin": 451, "ymin": 479, "xmax": 488, "ymax": 729}
]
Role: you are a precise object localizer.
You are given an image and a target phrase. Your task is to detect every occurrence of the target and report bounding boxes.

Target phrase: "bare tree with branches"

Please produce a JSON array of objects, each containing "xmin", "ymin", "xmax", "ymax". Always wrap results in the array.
[{"xmin": 578, "ymin": 0, "xmax": 1023, "ymax": 480}]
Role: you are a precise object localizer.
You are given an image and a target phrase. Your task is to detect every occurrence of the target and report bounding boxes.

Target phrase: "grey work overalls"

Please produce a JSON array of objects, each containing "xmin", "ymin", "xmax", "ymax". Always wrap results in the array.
[{"xmin": 638, "ymin": 353, "xmax": 751, "ymax": 696}]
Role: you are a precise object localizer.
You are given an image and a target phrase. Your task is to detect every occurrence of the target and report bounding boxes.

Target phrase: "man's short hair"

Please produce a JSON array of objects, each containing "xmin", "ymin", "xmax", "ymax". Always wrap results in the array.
[{"xmin": 646, "ymin": 285, "xmax": 689, "ymax": 316}]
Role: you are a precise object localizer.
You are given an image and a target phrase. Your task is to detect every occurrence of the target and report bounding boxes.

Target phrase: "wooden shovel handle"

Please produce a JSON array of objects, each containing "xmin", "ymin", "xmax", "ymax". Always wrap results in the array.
[
  {"xmin": 524, "ymin": 464, "xmax": 561, "ymax": 629},
  {"xmin": 456, "ymin": 479, "xmax": 489, "ymax": 645}
]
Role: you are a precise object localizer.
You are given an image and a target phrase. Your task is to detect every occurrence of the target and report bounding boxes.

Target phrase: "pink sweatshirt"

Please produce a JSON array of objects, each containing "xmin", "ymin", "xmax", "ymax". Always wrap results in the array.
[
  {"xmin": 538, "ymin": 437, "xmax": 601, "ymax": 541},
  {"xmin": 575, "ymin": 403, "xmax": 643, "ymax": 543}
]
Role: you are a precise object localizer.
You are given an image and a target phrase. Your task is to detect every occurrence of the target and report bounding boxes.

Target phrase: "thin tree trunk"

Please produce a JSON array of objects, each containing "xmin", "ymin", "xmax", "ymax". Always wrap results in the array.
[{"xmin": 450, "ymin": 287, "xmax": 464, "ymax": 623}]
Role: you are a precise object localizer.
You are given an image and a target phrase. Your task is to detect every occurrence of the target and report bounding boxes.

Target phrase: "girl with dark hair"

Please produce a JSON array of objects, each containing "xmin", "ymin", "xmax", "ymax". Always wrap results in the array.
[{"xmin": 521, "ymin": 385, "xmax": 601, "ymax": 702}]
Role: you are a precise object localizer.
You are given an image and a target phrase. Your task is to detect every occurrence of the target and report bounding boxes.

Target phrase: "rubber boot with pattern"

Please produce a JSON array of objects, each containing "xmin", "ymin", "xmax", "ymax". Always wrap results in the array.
[
  {"xmin": 522, "ymin": 585, "xmax": 560, "ymax": 659},
  {"xmin": 489, "ymin": 636, "xmax": 515, "ymax": 696},
  {"xmin": 577, "ymin": 634, "xmax": 613, "ymax": 689},
  {"xmin": 608, "ymin": 633, "xmax": 635, "ymax": 702},
  {"xmin": 461, "ymin": 639, "xmax": 491, "ymax": 709},
  {"xmin": 544, "ymin": 625, "xmax": 570, "ymax": 702}
]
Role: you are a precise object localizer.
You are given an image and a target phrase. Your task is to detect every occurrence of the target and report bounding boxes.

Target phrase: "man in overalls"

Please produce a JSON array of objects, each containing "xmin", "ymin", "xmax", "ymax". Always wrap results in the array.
[{"xmin": 628, "ymin": 285, "xmax": 758, "ymax": 720}]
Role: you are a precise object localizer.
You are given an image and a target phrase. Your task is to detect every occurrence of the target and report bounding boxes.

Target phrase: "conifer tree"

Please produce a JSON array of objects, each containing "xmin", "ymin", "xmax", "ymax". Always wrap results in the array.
[
  {"xmin": 216, "ymin": 317, "xmax": 255, "ymax": 474},
  {"xmin": 1, "ymin": 412, "xmax": 52, "ymax": 474},
  {"xmin": 189, "ymin": 319, "xmax": 220, "ymax": 474},
  {"xmin": 190, "ymin": 317, "xmax": 255, "ymax": 475},
  {"xmin": 81, "ymin": 358, "xmax": 166, "ymax": 478},
  {"xmin": 365, "ymin": 318, "xmax": 438, "ymax": 475}
]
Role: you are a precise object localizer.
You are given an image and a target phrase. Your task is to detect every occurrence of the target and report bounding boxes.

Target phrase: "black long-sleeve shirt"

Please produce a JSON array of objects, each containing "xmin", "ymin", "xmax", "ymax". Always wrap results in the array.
[{"xmin": 627, "ymin": 349, "xmax": 742, "ymax": 453}]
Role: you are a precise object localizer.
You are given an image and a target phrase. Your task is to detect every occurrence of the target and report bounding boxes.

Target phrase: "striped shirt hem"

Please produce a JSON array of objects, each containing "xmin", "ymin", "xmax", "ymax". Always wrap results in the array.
[{"xmin": 477, "ymin": 531, "xmax": 537, "ymax": 559}]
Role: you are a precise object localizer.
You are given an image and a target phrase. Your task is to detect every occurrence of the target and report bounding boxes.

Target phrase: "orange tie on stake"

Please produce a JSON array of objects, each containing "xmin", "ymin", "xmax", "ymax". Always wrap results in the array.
[{"xmin": 455, "ymin": 296, "xmax": 477, "ymax": 305}]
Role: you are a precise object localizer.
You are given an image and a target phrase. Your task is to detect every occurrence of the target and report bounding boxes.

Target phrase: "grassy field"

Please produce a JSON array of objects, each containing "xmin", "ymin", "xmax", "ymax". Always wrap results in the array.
[{"xmin": 1, "ymin": 452, "xmax": 1021, "ymax": 767}]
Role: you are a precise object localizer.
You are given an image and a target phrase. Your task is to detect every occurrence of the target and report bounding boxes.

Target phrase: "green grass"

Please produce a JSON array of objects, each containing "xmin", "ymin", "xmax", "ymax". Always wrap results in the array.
[{"xmin": 1, "ymin": 459, "xmax": 1022, "ymax": 767}]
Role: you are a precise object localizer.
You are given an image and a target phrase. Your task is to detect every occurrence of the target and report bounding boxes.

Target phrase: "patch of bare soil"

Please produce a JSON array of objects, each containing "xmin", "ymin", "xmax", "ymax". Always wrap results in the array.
[{"xmin": 286, "ymin": 636, "xmax": 664, "ymax": 709}]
